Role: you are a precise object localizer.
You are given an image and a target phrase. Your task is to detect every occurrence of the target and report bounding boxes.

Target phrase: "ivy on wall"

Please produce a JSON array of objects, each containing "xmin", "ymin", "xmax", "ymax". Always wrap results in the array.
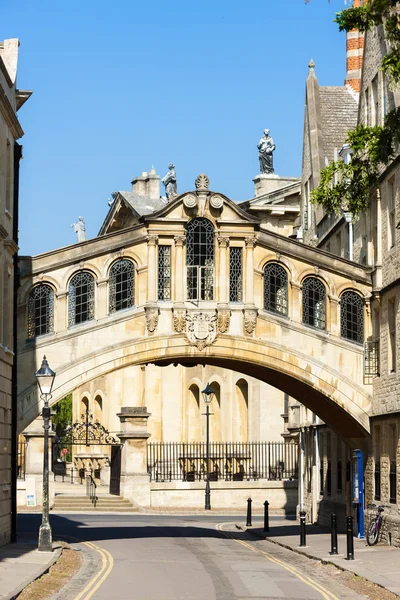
[{"xmin": 308, "ymin": 1, "xmax": 400, "ymax": 216}]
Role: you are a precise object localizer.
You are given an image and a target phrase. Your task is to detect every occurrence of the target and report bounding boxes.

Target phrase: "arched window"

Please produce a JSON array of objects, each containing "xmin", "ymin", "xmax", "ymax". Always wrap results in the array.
[
  {"xmin": 109, "ymin": 259, "xmax": 135, "ymax": 313},
  {"xmin": 27, "ymin": 284, "xmax": 54, "ymax": 339},
  {"xmin": 186, "ymin": 218, "xmax": 214, "ymax": 300},
  {"xmin": 68, "ymin": 271, "xmax": 95, "ymax": 327},
  {"xmin": 94, "ymin": 395, "xmax": 103, "ymax": 422},
  {"xmin": 340, "ymin": 291, "xmax": 364, "ymax": 344},
  {"xmin": 234, "ymin": 379, "xmax": 248, "ymax": 442},
  {"xmin": 302, "ymin": 277, "xmax": 326, "ymax": 330},
  {"xmin": 264, "ymin": 263, "xmax": 288, "ymax": 316},
  {"xmin": 186, "ymin": 384, "xmax": 201, "ymax": 442}
]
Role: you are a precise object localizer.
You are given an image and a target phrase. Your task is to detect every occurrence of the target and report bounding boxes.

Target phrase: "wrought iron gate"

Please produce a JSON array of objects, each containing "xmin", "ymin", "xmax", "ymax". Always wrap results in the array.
[{"xmin": 110, "ymin": 446, "xmax": 121, "ymax": 495}]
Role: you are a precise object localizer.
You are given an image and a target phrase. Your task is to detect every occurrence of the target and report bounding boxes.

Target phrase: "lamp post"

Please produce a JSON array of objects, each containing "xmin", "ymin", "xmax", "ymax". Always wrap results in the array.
[
  {"xmin": 35, "ymin": 355, "xmax": 56, "ymax": 552},
  {"xmin": 201, "ymin": 383, "xmax": 215, "ymax": 510}
]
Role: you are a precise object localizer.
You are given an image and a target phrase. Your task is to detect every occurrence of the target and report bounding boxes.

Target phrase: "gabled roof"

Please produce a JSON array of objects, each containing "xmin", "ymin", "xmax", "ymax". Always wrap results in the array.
[
  {"xmin": 98, "ymin": 191, "xmax": 167, "ymax": 236},
  {"xmin": 319, "ymin": 86, "xmax": 358, "ymax": 162}
]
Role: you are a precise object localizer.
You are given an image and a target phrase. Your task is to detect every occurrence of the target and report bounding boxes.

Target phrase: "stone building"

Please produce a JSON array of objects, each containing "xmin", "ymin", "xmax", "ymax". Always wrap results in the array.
[
  {"xmin": 16, "ymin": 161, "xmax": 371, "ymax": 512},
  {"xmin": 0, "ymin": 38, "xmax": 30, "ymax": 547}
]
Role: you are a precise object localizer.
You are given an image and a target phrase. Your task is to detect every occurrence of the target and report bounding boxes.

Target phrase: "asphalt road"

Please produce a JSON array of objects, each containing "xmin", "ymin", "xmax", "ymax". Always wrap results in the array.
[{"xmin": 18, "ymin": 514, "xmax": 365, "ymax": 600}]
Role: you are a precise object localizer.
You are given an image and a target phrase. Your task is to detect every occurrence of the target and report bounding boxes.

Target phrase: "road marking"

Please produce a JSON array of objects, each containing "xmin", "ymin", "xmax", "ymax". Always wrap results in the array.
[
  {"xmin": 216, "ymin": 523, "xmax": 340, "ymax": 600},
  {"xmin": 59, "ymin": 535, "xmax": 114, "ymax": 600}
]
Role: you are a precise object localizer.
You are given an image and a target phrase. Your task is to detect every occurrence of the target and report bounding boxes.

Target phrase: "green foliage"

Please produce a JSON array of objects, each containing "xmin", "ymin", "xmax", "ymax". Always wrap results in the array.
[
  {"xmin": 52, "ymin": 394, "xmax": 73, "ymax": 462},
  {"xmin": 311, "ymin": 1, "xmax": 400, "ymax": 217}
]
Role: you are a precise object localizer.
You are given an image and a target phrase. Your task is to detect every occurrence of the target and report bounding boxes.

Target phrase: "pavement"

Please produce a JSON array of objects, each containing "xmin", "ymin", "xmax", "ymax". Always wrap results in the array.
[
  {"xmin": 245, "ymin": 518, "xmax": 400, "ymax": 597},
  {"xmin": 0, "ymin": 536, "xmax": 62, "ymax": 600}
]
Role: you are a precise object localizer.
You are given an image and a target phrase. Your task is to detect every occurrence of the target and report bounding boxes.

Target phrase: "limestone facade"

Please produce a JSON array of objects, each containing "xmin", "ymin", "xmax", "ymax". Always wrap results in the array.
[{"xmin": 0, "ymin": 39, "xmax": 29, "ymax": 547}]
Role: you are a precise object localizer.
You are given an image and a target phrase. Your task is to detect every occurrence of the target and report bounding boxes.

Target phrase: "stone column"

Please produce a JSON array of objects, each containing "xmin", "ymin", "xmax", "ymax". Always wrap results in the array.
[
  {"xmin": 244, "ymin": 237, "xmax": 256, "ymax": 306},
  {"xmin": 23, "ymin": 417, "xmax": 55, "ymax": 508},
  {"xmin": 217, "ymin": 236, "xmax": 229, "ymax": 305},
  {"xmin": 291, "ymin": 281, "xmax": 302, "ymax": 323},
  {"xmin": 117, "ymin": 407, "xmax": 151, "ymax": 507},
  {"xmin": 174, "ymin": 235, "xmax": 185, "ymax": 304},
  {"xmin": 146, "ymin": 235, "xmax": 158, "ymax": 304},
  {"xmin": 96, "ymin": 278, "xmax": 108, "ymax": 319}
]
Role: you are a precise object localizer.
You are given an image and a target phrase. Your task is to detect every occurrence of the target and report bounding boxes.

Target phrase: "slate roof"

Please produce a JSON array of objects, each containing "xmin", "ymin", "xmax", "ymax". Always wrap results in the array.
[
  {"xmin": 318, "ymin": 86, "xmax": 358, "ymax": 162},
  {"xmin": 119, "ymin": 191, "xmax": 167, "ymax": 216}
]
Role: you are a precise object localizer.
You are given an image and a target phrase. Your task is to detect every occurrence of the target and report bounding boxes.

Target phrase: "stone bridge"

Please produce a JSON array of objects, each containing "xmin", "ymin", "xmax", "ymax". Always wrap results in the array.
[{"xmin": 17, "ymin": 176, "xmax": 374, "ymax": 444}]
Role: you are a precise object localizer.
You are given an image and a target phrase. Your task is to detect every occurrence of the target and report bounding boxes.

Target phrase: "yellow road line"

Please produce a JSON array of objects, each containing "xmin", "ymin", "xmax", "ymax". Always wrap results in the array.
[
  {"xmin": 58, "ymin": 536, "xmax": 114, "ymax": 600},
  {"xmin": 216, "ymin": 524, "xmax": 340, "ymax": 600}
]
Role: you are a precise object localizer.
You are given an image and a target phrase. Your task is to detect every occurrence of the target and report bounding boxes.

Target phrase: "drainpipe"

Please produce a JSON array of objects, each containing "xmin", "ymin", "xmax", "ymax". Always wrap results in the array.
[
  {"xmin": 344, "ymin": 212, "xmax": 353, "ymax": 261},
  {"xmin": 11, "ymin": 143, "xmax": 22, "ymax": 543}
]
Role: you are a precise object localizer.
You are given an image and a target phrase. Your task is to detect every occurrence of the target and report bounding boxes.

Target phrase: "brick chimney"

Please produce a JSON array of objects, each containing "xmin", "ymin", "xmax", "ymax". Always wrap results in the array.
[{"xmin": 344, "ymin": 0, "xmax": 364, "ymax": 94}]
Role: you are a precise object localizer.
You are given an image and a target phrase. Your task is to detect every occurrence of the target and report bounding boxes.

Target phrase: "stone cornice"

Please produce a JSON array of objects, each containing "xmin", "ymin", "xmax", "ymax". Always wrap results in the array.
[
  {"xmin": 3, "ymin": 238, "xmax": 18, "ymax": 255},
  {"xmin": 0, "ymin": 56, "xmax": 12, "ymax": 87},
  {"xmin": 0, "ymin": 224, "xmax": 8, "ymax": 240},
  {"xmin": 0, "ymin": 83, "xmax": 24, "ymax": 139},
  {"xmin": 257, "ymin": 229, "xmax": 372, "ymax": 286}
]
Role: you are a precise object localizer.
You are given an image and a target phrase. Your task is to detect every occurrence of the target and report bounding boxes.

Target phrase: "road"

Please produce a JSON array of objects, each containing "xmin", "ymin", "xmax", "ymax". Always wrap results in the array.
[{"xmin": 18, "ymin": 514, "xmax": 365, "ymax": 600}]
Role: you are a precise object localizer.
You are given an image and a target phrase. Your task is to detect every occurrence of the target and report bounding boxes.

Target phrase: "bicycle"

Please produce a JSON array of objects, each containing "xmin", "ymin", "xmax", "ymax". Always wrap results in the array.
[{"xmin": 366, "ymin": 504, "xmax": 385, "ymax": 546}]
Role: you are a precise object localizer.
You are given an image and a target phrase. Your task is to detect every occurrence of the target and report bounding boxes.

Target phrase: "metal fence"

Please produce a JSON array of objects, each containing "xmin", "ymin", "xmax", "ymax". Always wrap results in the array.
[
  {"xmin": 364, "ymin": 340, "xmax": 379, "ymax": 381},
  {"xmin": 17, "ymin": 435, "xmax": 26, "ymax": 480},
  {"xmin": 147, "ymin": 441, "xmax": 298, "ymax": 483}
]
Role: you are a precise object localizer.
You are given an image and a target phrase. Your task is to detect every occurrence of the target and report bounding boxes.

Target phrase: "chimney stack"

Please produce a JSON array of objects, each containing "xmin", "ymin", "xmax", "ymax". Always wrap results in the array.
[
  {"xmin": 345, "ymin": 0, "xmax": 364, "ymax": 94},
  {"xmin": 131, "ymin": 167, "xmax": 161, "ymax": 200}
]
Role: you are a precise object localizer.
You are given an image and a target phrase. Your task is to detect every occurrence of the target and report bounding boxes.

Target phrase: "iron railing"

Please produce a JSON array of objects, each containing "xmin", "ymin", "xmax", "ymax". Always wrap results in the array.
[
  {"xmin": 147, "ymin": 441, "xmax": 298, "ymax": 483},
  {"xmin": 86, "ymin": 472, "xmax": 97, "ymax": 507}
]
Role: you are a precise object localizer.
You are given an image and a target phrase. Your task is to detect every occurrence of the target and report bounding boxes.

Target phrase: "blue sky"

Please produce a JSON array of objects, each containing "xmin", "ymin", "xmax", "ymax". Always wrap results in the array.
[{"xmin": 1, "ymin": 0, "xmax": 347, "ymax": 255}]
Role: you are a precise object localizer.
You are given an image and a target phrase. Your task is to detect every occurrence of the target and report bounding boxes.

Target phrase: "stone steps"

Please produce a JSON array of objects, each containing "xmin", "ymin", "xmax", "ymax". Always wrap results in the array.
[{"xmin": 53, "ymin": 495, "xmax": 139, "ymax": 512}]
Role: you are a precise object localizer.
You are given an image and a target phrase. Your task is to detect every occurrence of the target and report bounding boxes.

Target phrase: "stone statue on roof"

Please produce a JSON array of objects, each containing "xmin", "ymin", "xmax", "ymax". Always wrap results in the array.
[
  {"xmin": 162, "ymin": 163, "xmax": 177, "ymax": 201},
  {"xmin": 71, "ymin": 216, "xmax": 86, "ymax": 243},
  {"xmin": 258, "ymin": 129, "xmax": 276, "ymax": 174}
]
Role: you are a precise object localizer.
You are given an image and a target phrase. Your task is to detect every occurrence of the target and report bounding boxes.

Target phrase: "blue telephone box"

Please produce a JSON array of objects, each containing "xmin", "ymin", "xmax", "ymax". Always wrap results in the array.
[{"xmin": 352, "ymin": 449, "xmax": 364, "ymax": 538}]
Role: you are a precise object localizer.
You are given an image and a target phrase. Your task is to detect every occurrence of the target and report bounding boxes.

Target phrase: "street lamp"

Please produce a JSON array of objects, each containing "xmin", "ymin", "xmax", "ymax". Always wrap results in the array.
[
  {"xmin": 201, "ymin": 383, "xmax": 215, "ymax": 510},
  {"xmin": 35, "ymin": 355, "xmax": 56, "ymax": 552}
]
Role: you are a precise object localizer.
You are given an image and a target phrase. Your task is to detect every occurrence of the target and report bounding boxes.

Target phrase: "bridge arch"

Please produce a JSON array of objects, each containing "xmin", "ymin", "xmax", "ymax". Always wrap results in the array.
[{"xmin": 18, "ymin": 334, "xmax": 371, "ymax": 445}]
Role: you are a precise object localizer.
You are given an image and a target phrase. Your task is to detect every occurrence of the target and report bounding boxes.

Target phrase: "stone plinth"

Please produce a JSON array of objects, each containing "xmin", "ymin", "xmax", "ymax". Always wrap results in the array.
[
  {"xmin": 253, "ymin": 174, "xmax": 300, "ymax": 197},
  {"xmin": 23, "ymin": 419, "xmax": 55, "ymax": 508},
  {"xmin": 117, "ymin": 407, "xmax": 151, "ymax": 506}
]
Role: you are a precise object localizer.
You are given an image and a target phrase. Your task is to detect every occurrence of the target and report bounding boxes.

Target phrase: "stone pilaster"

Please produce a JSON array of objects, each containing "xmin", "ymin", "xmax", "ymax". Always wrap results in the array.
[
  {"xmin": 146, "ymin": 235, "xmax": 158, "ymax": 304},
  {"xmin": 244, "ymin": 237, "xmax": 256, "ymax": 306},
  {"xmin": 117, "ymin": 407, "xmax": 151, "ymax": 506},
  {"xmin": 174, "ymin": 235, "xmax": 185, "ymax": 304},
  {"xmin": 96, "ymin": 278, "xmax": 109, "ymax": 319},
  {"xmin": 217, "ymin": 236, "xmax": 229, "ymax": 305},
  {"xmin": 55, "ymin": 290, "xmax": 68, "ymax": 332},
  {"xmin": 23, "ymin": 418, "xmax": 55, "ymax": 508}
]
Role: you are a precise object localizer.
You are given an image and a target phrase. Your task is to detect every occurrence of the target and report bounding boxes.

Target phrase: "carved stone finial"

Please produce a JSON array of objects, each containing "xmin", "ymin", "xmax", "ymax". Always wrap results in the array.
[
  {"xmin": 195, "ymin": 173, "xmax": 210, "ymax": 191},
  {"xmin": 308, "ymin": 58, "xmax": 315, "ymax": 71}
]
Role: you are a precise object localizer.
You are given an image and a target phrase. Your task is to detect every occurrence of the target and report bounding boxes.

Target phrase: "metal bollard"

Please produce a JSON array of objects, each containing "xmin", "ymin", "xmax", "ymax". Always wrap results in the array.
[
  {"xmin": 330, "ymin": 513, "xmax": 338, "ymax": 555},
  {"xmin": 264, "ymin": 500, "xmax": 270, "ymax": 532},
  {"xmin": 246, "ymin": 497, "xmax": 252, "ymax": 527},
  {"xmin": 346, "ymin": 516, "xmax": 354, "ymax": 560},
  {"xmin": 299, "ymin": 510, "xmax": 306, "ymax": 547}
]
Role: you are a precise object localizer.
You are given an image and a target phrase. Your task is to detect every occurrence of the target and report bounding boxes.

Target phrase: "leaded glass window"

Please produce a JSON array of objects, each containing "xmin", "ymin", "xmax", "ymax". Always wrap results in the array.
[
  {"xmin": 229, "ymin": 247, "xmax": 242, "ymax": 302},
  {"xmin": 186, "ymin": 218, "xmax": 214, "ymax": 300},
  {"xmin": 158, "ymin": 246, "xmax": 171, "ymax": 301},
  {"xmin": 109, "ymin": 260, "xmax": 135, "ymax": 313},
  {"xmin": 264, "ymin": 263, "xmax": 288, "ymax": 316},
  {"xmin": 68, "ymin": 271, "xmax": 95, "ymax": 327},
  {"xmin": 27, "ymin": 284, "xmax": 54, "ymax": 339},
  {"xmin": 302, "ymin": 277, "xmax": 326, "ymax": 330},
  {"xmin": 340, "ymin": 291, "xmax": 364, "ymax": 344}
]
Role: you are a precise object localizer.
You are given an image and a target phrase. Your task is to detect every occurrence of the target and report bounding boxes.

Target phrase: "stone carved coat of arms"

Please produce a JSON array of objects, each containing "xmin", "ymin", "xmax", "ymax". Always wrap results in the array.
[{"xmin": 186, "ymin": 312, "xmax": 217, "ymax": 350}]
